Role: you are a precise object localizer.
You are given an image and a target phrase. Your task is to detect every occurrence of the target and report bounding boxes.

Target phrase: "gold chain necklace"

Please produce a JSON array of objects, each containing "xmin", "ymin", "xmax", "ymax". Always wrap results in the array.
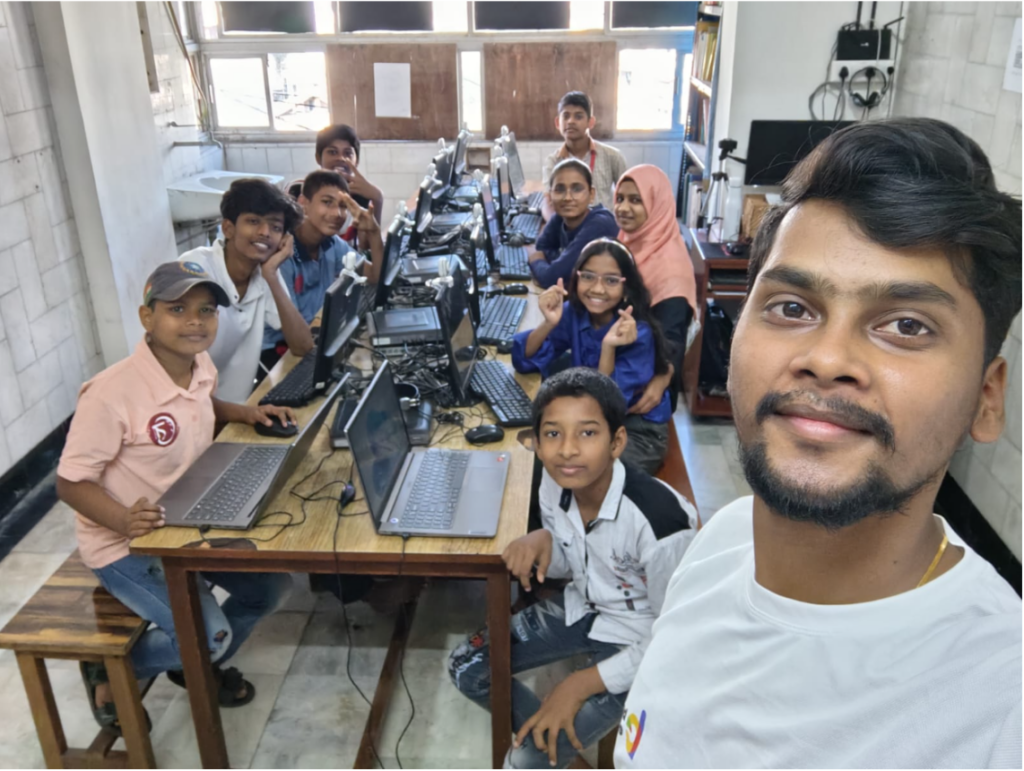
[{"xmin": 916, "ymin": 532, "xmax": 949, "ymax": 588}]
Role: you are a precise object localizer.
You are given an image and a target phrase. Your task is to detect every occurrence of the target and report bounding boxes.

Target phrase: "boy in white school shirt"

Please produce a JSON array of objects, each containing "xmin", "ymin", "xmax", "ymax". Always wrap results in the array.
[
  {"xmin": 616, "ymin": 119, "xmax": 1022, "ymax": 769},
  {"xmin": 180, "ymin": 178, "xmax": 313, "ymax": 403}
]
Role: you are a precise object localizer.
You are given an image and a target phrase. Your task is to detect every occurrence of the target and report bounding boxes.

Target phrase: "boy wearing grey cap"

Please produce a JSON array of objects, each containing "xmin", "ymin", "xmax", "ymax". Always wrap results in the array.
[{"xmin": 56, "ymin": 262, "xmax": 294, "ymax": 735}]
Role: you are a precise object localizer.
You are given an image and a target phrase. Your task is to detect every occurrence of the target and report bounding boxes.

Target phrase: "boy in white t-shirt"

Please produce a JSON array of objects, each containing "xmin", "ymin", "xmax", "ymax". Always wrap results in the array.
[
  {"xmin": 180, "ymin": 178, "xmax": 313, "ymax": 403},
  {"xmin": 616, "ymin": 119, "xmax": 1022, "ymax": 769}
]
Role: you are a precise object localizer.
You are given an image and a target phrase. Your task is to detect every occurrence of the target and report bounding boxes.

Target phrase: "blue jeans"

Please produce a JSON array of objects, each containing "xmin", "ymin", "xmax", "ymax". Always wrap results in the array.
[
  {"xmin": 94, "ymin": 554, "xmax": 291, "ymax": 681},
  {"xmin": 448, "ymin": 594, "xmax": 627, "ymax": 769}
]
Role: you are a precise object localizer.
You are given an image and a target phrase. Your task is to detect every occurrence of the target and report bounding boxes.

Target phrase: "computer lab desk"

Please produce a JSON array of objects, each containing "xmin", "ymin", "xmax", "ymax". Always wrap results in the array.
[{"xmin": 132, "ymin": 294, "xmax": 545, "ymax": 769}]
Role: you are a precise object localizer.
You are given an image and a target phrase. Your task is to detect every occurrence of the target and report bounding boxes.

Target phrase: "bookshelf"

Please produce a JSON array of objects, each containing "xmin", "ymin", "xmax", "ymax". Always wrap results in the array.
[{"xmin": 677, "ymin": 2, "xmax": 722, "ymax": 223}]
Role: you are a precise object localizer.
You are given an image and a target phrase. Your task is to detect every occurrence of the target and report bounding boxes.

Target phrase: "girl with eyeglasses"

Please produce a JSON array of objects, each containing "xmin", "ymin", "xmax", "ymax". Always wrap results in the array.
[
  {"xmin": 528, "ymin": 158, "xmax": 619, "ymax": 290},
  {"xmin": 513, "ymin": 238, "xmax": 672, "ymax": 472}
]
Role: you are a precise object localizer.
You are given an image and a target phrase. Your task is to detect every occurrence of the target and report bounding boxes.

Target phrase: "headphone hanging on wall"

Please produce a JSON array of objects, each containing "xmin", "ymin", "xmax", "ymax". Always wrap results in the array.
[{"xmin": 849, "ymin": 66, "xmax": 894, "ymax": 110}]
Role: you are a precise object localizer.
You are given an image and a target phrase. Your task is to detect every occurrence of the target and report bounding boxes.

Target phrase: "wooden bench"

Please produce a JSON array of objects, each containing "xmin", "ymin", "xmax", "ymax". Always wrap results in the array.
[
  {"xmin": 596, "ymin": 420, "xmax": 698, "ymax": 768},
  {"xmin": 0, "ymin": 551, "xmax": 155, "ymax": 769}
]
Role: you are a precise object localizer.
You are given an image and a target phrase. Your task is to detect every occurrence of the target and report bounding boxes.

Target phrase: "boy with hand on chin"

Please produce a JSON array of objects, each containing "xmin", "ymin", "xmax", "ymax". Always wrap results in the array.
[
  {"xmin": 180, "ymin": 178, "xmax": 313, "ymax": 404},
  {"xmin": 57, "ymin": 262, "xmax": 294, "ymax": 734},
  {"xmin": 448, "ymin": 368, "xmax": 696, "ymax": 769}
]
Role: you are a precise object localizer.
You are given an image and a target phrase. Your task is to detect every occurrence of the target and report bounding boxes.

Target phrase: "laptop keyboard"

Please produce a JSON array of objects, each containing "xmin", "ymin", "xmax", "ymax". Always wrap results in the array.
[
  {"xmin": 478, "ymin": 295, "xmax": 527, "ymax": 344},
  {"xmin": 260, "ymin": 351, "xmax": 318, "ymax": 407},
  {"xmin": 399, "ymin": 451, "xmax": 471, "ymax": 530},
  {"xmin": 183, "ymin": 446, "xmax": 288, "ymax": 524},
  {"xmin": 471, "ymin": 360, "xmax": 534, "ymax": 427}
]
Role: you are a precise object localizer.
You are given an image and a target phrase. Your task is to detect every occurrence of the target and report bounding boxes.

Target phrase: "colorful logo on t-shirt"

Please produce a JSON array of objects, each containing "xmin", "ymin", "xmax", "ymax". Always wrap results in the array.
[
  {"xmin": 181, "ymin": 261, "xmax": 207, "ymax": 276},
  {"xmin": 624, "ymin": 709, "xmax": 646, "ymax": 759},
  {"xmin": 148, "ymin": 413, "xmax": 178, "ymax": 447}
]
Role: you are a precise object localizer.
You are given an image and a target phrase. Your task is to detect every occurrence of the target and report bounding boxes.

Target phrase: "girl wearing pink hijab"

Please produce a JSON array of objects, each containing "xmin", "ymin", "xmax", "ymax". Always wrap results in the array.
[{"xmin": 614, "ymin": 164, "xmax": 698, "ymax": 413}]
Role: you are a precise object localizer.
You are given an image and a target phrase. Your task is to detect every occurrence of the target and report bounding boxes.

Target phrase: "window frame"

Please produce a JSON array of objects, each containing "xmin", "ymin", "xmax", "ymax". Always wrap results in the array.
[{"xmin": 193, "ymin": 1, "xmax": 693, "ymax": 141}]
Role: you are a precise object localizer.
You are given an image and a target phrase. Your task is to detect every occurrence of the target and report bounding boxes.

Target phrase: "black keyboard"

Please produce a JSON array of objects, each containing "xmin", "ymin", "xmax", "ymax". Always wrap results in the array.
[
  {"xmin": 511, "ymin": 213, "xmax": 543, "ymax": 241},
  {"xmin": 183, "ymin": 446, "xmax": 288, "ymax": 523},
  {"xmin": 478, "ymin": 295, "xmax": 527, "ymax": 344},
  {"xmin": 470, "ymin": 360, "xmax": 534, "ymax": 427},
  {"xmin": 399, "ymin": 451, "xmax": 470, "ymax": 530},
  {"xmin": 496, "ymin": 245, "xmax": 530, "ymax": 279},
  {"xmin": 525, "ymin": 191, "xmax": 544, "ymax": 209},
  {"xmin": 260, "ymin": 351, "xmax": 317, "ymax": 407}
]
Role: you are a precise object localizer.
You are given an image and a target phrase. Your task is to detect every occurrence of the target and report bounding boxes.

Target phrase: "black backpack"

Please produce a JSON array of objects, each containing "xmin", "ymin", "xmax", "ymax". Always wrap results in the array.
[{"xmin": 698, "ymin": 301, "xmax": 734, "ymax": 392}]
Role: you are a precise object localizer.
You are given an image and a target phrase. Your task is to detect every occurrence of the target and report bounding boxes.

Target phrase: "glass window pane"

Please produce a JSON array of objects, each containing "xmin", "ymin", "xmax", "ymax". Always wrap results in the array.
[
  {"xmin": 340, "ymin": 1, "xmax": 432, "ymax": 31},
  {"xmin": 200, "ymin": 0, "xmax": 219, "ymax": 38},
  {"xmin": 680, "ymin": 52, "xmax": 692, "ymax": 126},
  {"xmin": 475, "ymin": 1, "xmax": 569, "ymax": 30},
  {"xmin": 211, "ymin": 58, "xmax": 269, "ymax": 128},
  {"xmin": 617, "ymin": 49, "xmax": 677, "ymax": 131},
  {"xmin": 611, "ymin": 1, "xmax": 698, "ymax": 29},
  {"xmin": 570, "ymin": 0, "xmax": 604, "ymax": 30},
  {"xmin": 268, "ymin": 52, "xmax": 329, "ymax": 132},
  {"xmin": 314, "ymin": 1, "xmax": 336, "ymax": 33},
  {"xmin": 460, "ymin": 51, "xmax": 483, "ymax": 132},
  {"xmin": 434, "ymin": 1, "xmax": 468, "ymax": 32},
  {"xmin": 221, "ymin": 1, "xmax": 317, "ymax": 33}
]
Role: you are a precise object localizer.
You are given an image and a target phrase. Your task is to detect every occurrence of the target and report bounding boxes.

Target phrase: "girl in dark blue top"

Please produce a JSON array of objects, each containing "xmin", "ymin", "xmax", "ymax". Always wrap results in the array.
[
  {"xmin": 513, "ymin": 238, "xmax": 671, "ymax": 473},
  {"xmin": 529, "ymin": 158, "xmax": 620, "ymax": 289}
]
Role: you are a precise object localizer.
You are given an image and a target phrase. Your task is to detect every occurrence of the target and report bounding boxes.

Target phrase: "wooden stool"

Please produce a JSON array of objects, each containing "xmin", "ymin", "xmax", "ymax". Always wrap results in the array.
[{"xmin": 0, "ymin": 551, "xmax": 155, "ymax": 769}]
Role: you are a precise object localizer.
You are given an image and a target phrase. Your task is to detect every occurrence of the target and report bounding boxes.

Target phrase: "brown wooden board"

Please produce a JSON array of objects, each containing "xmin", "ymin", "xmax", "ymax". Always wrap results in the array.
[
  {"xmin": 327, "ymin": 43, "xmax": 459, "ymax": 140},
  {"xmin": 483, "ymin": 41, "xmax": 617, "ymax": 140}
]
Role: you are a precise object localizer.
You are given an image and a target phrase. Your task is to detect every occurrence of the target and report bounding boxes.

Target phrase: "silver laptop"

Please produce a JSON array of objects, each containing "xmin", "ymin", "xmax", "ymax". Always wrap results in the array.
[
  {"xmin": 160, "ymin": 376, "xmax": 347, "ymax": 530},
  {"xmin": 345, "ymin": 362, "xmax": 509, "ymax": 538}
]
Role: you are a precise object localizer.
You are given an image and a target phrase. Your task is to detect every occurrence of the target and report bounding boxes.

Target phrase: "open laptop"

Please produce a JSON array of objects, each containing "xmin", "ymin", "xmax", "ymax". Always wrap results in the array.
[
  {"xmin": 160, "ymin": 376, "xmax": 347, "ymax": 530},
  {"xmin": 345, "ymin": 362, "xmax": 509, "ymax": 538}
]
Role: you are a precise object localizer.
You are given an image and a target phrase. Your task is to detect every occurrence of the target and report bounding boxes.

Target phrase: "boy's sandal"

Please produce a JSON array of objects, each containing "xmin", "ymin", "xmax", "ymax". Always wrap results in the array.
[
  {"xmin": 79, "ymin": 662, "xmax": 152, "ymax": 735},
  {"xmin": 166, "ymin": 665, "xmax": 256, "ymax": 708}
]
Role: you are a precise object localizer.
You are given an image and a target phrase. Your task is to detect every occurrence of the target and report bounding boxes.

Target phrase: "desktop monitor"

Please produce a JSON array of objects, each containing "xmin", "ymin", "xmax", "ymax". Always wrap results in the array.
[
  {"xmin": 431, "ymin": 147, "xmax": 454, "ymax": 199},
  {"xmin": 412, "ymin": 179, "xmax": 434, "ymax": 239},
  {"xmin": 480, "ymin": 176, "xmax": 502, "ymax": 262},
  {"xmin": 436, "ymin": 263, "xmax": 479, "ymax": 405},
  {"xmin": 451, "ymin": 130, "xmax": 470, "ymax": 185},
  {"xmin": 314, "ymin": 272, "xmax": 362, "ymax": 389},
  {"xmin": 744, "ymin": 120, "xmax": 854, "ymax": 186},
  {"xmin": 503, "ymin": 132, "xmax": 526, "ymax": 197}
]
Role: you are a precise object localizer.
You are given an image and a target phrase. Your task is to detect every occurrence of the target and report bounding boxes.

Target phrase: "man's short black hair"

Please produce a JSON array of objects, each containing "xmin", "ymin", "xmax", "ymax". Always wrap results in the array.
[
  {"xmin": 532, "ymin": 367, "xmax": 626, "ymax": 437},
  {"xmin": 220, "ymin": 178, "xmax": 302, "ymax": 232},
  {"xmin": 316, "ymin": 124, "xmax": 360, "ymax": 163},
  {"xmin": 557, "ymin": 91, "xmax": 592, "ymax": 118},
  {"xmin": 748, "ymin": 118, "xmax": 1022, "ymax": 365},
  {"xmin": 302, "ymin": 170, "xmax": 349, "ymax": 201}
]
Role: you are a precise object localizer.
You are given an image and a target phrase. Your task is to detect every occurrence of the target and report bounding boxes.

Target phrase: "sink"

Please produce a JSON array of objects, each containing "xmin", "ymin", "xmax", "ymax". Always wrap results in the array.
[{"xmin": 167, "ymin": 170, "xmax": 285, "ymax": 223}]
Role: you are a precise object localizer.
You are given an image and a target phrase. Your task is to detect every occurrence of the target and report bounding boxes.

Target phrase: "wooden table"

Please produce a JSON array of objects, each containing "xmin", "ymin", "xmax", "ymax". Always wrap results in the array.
[{"xmin": 133, "ymin": 295, "xmax": 544, "ymax": 769}]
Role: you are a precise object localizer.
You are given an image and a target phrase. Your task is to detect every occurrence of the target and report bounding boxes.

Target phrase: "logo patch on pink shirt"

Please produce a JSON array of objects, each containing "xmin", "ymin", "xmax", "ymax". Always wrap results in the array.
[{"xmin": 148, "ymin": 413, "xmax": 178, "ymax": 447}]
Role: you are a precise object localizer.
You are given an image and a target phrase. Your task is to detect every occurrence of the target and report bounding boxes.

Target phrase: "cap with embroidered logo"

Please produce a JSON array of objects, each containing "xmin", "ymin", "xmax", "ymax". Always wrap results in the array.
[{"xmin": 143, "ymin": 262, "xmax": 231, "ymax": 307}]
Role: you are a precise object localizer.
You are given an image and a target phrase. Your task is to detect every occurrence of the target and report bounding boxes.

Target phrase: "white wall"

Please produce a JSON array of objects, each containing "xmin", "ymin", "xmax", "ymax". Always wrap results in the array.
[
  {"xmin": 892, "ymin": 1, "xmax": 1021, "ymax": 559},
  {"xmin": 224, "ymin": 139, "xmax": 686, "ymax": 224},
  {"xmin": 0, "ymin": 1, "xmax": 101, "ymax": 478}
]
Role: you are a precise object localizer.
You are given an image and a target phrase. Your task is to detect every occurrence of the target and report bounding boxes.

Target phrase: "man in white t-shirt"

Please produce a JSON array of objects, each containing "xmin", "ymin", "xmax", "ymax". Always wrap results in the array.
[
  {"xmin": 616, "ymin": 119, "xmax": 1022, "ymax": 769},
  {"xmin": 180, "ymin": 178, "xmax": 313, "ymax": 403}
]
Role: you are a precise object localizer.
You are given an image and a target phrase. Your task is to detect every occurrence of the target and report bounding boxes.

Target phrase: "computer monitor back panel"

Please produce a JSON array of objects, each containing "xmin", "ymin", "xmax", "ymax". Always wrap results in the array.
[
  {"xmin": 505, "ymin": 133, "xmax": 526, "ymax": 196},
  {"xmin": 436, "ymin": 265, "xmax": 479, "ymax": 404},
  {"xmin": 744, "ymin": 120, "xmax": 854, "ymax": 186}
]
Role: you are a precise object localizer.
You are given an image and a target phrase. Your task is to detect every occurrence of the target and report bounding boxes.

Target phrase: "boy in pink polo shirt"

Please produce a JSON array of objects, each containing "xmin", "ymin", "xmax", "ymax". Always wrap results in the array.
[{"xmin": 56, "ymin": 262, "xmax": 294, "ymax": 734}]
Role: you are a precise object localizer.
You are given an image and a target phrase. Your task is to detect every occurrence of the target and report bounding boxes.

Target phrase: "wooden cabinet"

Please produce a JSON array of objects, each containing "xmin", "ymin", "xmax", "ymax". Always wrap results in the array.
[{"xmin": 681, "ymin": 228, "xmax": 748, "ymax": 419}]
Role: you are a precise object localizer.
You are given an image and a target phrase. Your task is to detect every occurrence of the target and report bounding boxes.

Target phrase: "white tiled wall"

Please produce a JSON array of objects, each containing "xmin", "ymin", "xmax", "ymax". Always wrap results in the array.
[
  {"xmin": 0, "ymin": 1, "xmax": 101, "ymax": 478},
  {"xmin": 224, "ymin": 139, "xmax": 685, "ymax": 224},
  {"xmin": 893, "ymin": 2, "xmax": 1022, "ymax": 558}
]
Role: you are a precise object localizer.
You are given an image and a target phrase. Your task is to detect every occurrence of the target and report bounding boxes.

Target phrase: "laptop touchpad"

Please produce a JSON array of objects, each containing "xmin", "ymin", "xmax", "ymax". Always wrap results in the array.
[{"xmin": 465, "ymin": 468, "xmax": 506, "ymax": 491}]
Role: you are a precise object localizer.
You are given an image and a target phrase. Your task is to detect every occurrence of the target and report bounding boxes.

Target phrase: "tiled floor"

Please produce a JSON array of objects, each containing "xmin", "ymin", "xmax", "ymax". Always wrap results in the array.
[{"xmin": 0, "ymin": 406, "xmax": 750, "ymax": 769}]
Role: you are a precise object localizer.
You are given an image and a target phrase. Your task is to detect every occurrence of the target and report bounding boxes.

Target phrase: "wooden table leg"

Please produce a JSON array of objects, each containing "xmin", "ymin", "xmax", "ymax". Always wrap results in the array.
[
  {"xmin": 16, "ymin": 653, "xmax": 66, "ymax": 769},
  {"xmin": 164, "ymin": 561, "xmax": 228, "ymax": 768},
  {"xmin": 486, "ymin": 571, "xmax": 512, "ymax": 768},
  {"xmin": 105, "ymin": 655, "xmax": 156, "ymax": 768}
]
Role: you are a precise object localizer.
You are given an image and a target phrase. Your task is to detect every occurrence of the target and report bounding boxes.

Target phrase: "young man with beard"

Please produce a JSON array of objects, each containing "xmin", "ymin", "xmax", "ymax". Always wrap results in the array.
[
  {"xmin": 180, "ymin": 178, "xmax": 313, "ymax": 403},
  {"xmin": 615, "ymin": 119, "xmax": 1022, "ymax": 769}
]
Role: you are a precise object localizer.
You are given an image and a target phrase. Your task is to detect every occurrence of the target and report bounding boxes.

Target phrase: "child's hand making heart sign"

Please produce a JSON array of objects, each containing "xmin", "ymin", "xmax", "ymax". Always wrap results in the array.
[{"xmin": 602, "ymin": 305, "xmax": 637, "ymax": 348}]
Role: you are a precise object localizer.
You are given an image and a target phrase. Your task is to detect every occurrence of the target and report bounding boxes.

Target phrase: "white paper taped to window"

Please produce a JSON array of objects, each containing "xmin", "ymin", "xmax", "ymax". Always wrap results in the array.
[
  {"xmin": 1004, "ymin": 18, "xmax": 1022, "ymax": 94},
  {"xmin": 374, "ymin": 62, "xmax": 412, "ymax": 118}
]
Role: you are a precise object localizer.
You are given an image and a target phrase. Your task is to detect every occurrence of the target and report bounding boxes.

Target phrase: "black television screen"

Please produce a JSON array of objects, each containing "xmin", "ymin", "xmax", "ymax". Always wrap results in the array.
[{"xmin": 744, "ymin": 120, "xmax": 855, "ymax": 186}]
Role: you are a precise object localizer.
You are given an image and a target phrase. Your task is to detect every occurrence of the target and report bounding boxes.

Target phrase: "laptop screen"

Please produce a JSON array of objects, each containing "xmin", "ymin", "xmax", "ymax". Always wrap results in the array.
[
  {"xmin": 505, "ymin": 132, "xmax": 526, "ymax": 196},
  {"xmin": 346, "ymin": 363, "xmax": 411, "ymax": 528},
  {"xmin": 437, "ymin": 265, "xmax": 478, "ymax": 402}
]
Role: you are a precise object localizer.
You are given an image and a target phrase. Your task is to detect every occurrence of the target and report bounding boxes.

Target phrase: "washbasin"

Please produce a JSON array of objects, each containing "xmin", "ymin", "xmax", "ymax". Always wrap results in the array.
[{"xmin": 167, "ymin": 170, "xmax": 285, "ymax": 223}]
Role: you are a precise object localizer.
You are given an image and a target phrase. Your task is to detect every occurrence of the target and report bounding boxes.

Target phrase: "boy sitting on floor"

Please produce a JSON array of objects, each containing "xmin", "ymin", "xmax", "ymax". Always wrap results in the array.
[
  {"xmin": 56, "ymin": 262, "xmax": 295, "ymax": 733},
  {"xmin": 448, "ymin": 368, "xmax": 697, "ymax": 768}
]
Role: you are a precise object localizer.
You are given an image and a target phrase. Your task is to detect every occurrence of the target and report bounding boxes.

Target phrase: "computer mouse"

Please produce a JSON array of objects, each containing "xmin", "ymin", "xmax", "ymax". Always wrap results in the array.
[
  {"xmin": 503, "ymin": 283, "xmax": 528, "ymax": 295},
  {"xmin": 496, "ymin": 339, "xmax": 514, "ymax": 355},
  {"xmin": 508, "ymin": 233, "xmax": 526, "ymax": 248},
  {"xmin": 339, "ymin": 483, "xmax": 356, "ymax": 508},
  {"xmin": 465, "ymin": 424, "xmax": 505, "ymax": 445},
  {"xmin": 254, "ymin": 415, "xmax": 298, "ymax": 438}
]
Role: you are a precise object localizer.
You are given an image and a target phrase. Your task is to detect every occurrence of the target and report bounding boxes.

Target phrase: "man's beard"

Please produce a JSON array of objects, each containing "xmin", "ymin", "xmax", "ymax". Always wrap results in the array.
[{"xmin": 738, "ymin": 390, "xmax": 941, "ymax": 531}]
